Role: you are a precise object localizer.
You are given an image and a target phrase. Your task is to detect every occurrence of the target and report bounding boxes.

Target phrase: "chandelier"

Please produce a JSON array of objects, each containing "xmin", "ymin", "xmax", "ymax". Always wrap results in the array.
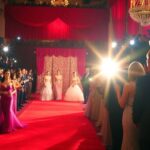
[
  {"xmin": 51, "ymin": 0, "xmax": 69, "ymax": 6},
  {"xmin": 129, "ymin": 0, "xmax": 150, "ymax": 26}
]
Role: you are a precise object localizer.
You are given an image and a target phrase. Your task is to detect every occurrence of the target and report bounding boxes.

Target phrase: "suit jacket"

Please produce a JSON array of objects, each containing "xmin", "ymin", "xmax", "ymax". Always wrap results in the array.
[
  {"xmin": 81, "ymin": 73, "xmax": 90, "ymax": 90},
  {"xmin": 106, "ymin": 81, "xmax": 123, "ymax": 150},
  {"xmin": 133, "ymin": 73, "xmax": 150, "ymax": 141}
]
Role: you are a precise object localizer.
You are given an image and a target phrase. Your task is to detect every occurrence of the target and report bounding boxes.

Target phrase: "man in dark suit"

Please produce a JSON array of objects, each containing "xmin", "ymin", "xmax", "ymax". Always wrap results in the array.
[
  {"xmin": 81, "ymin": 67, "xmax": 91, "ymax": 104},
  {"xmin": 133, "ymin": 50, "xmax": 150, "ymax": 150},
  {"xmin": 106, "ymin": 80, "xmax": 123, "ymax": 150}
]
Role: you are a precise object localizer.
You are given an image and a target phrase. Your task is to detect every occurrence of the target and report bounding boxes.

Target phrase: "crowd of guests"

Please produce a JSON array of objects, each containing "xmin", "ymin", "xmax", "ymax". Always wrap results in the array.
[
  {"xmin": 0, "ymin": 49, "xmax": 150, "ymax": 150},
  {"xmin": 84, "ymin": 50, "xmax": 150, "ymax": 150},
  {"xmin": 0, "ymin": 68, "xmax": 35, "ymax": 133}
]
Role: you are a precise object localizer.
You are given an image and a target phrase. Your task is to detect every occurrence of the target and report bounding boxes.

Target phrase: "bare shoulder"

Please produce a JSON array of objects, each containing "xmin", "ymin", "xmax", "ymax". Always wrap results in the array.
[
  {"xmin": 124, "ymin": 82, "xmax": 136, "ymax": 94},
  {"xmin": 124, "ymin": 82, "xmax": 130, "ymax": 88},
  {"xmin": 123, "ymin": 82, "xmax": 133, "ymax": 91}
]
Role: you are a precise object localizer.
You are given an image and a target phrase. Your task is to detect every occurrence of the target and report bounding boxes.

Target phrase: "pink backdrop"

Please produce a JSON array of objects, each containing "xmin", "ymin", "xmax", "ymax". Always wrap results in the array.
[{"xmin": 36, "ymin": 48, "xmax": 86, "ymax": 76}]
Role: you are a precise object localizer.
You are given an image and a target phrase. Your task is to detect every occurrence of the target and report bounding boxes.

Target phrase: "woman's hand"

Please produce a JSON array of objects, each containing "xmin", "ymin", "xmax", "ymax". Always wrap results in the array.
[
  {"xmin": 4, "ymin": 91, "xmax": 12, "ymax": 97},
  {"xmin": 114, "ymin": 83, "xmax": 120, "ymax": 94}
]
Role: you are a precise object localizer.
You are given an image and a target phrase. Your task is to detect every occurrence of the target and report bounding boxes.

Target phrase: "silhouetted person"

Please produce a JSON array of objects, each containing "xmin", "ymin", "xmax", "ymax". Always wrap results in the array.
[
  {"xmin": 106, "ymin": 80, "xmax": 123, "ymax": 150},
  {"xmin": 81, "ymin": 67, "xmax": 91, "ymax": 104},
  {"xmin": 133, "ymin": 50, "xmax": 150, "ymax": 150}
]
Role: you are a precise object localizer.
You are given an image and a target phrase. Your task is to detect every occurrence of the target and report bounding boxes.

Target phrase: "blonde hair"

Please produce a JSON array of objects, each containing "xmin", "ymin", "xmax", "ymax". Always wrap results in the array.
[
  {"xmin": 128, "ymin": 61, "xmax": 145, "ymax": 81},
  {"xmin": 146, "ymin": 50, "xmax": 150, "ymax": 59}
]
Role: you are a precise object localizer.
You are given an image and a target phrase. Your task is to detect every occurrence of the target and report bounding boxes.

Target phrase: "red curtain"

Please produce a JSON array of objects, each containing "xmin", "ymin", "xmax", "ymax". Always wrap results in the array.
[
  {"xmin": 111, "ymin": 0, "xmax": 127, "ymax": 40},
  {"xmin": 5, "ymin": 4, "xmax": 150, "ymax": 41},
  {"xmin": 111, "ymin": 0, "xmax": 150, "ymax": 40},
  {"xmin": 5, "ymin": 5, "xmax": 109, "ymax": 41},
  {"xmin": 36, "ymin": 48, "xmax": 86, "ymax": 76}
]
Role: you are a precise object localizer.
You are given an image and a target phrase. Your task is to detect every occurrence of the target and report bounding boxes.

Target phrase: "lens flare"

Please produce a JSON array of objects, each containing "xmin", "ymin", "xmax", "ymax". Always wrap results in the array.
[
  {"xmin": 3, "ymin": 46, "xmax": 9, "ymax": 52},
  {"xmin": 100, "ymin": 58, "xmax": 119, "ymax": 78}
]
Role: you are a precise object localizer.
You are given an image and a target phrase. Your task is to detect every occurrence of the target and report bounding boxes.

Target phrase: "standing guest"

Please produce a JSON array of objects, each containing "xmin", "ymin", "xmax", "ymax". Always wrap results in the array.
[
  {"xmin": 16, "ymin": 70, "xmax": 24, "ymax": 110},
  {"xmin": 21, "ymin": 69, "xmax": 28, "ymax": 103},
  {"xmin": 54, "ymin": 69, "xmax": 63, "ymax": 100},
  {"xmin": 11, "ymin": 72, "xmax": 21, "ymax": 114},
  {"xmin": 106, "ymin": 80, "xmax": 123, "ymax": 150},
  {"xmin": 64, "ymin": 71, "xmax": 84, "ymax": 102},
  {"xmin": 32, "ymin": 70, "xmax": 37, "ymax": 93},
  {"xmin": 0, "ymin": 69, "xmax": 24, "ymax": 133},
  {"xmin": 0, "ymin": 69, "xmax": 3, "ymax": 82},
  {"xmin": 133, "ymin": 50, "xmax": 150, "ymax": 150},
  {"xmin": 85, "ymin": 74, "xmax": 104, "ymax": 122},
  {"xmin": 25, "ymin": 69, "xmax": 30, "ymax": 100},
  {"xmin": 41, "ymin": 71, "xmax": 53, "ymax": 101},
  {"xmin": 115, "ymin": 61, "xmax": 145, "ymax": 150},
  {"xmin": 81, "ymin": 67, "xmax": 91, "ymax": 104},
  {"xmin": 28, "ymin": 69, "xmax": 33, "ymax": 98}
]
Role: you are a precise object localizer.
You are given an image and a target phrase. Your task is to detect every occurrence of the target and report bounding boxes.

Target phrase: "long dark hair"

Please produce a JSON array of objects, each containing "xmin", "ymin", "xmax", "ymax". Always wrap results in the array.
[{"xmin": 1, "ymin": 69, "xmax": 11, "ymax": 82}]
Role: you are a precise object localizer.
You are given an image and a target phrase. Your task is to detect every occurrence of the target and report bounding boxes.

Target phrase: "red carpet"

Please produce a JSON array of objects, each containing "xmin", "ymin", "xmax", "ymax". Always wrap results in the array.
[{"xmin": 0, "ymin": 100, "xmax": 106, "ymax": 150}]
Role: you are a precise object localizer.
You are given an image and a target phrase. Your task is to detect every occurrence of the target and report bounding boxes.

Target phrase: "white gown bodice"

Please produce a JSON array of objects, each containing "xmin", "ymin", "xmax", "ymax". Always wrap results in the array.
[
  {"xmin": 41, "ymin": 75, "xmax": 53, "ymax": 101},
  {"xmin": 71, "ymin": 77, "xmax": 78, "ymax": 85},
  {"xmin": 55, "ymin": 75, "xmax": 62, "ymax": 83},
  {"xmin": 44, "ymin": 75, "xmax": 51, "ymax": 86}
]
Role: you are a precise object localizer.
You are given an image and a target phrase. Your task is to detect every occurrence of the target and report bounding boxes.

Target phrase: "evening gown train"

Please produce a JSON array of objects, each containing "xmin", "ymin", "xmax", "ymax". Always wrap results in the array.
[
  {"xmin": 0, "ymin": 85, "xmax": 24, "ymax": 133},
  {"xmin": 121, "ymin": 97, "xmax": 139, "ymax": 150},
  {"xmin": 64, "ymin": 77, "xmax": 84, "ymax": 102}
]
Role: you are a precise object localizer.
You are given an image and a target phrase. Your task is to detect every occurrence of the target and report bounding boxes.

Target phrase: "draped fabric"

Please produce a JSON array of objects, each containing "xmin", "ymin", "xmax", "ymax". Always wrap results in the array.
[
  {"xmin": 36, "ymin": 48, "xmax": 85, "ymax": 93},
  {"xmin": 52, "ymin": 56, "xmax": 77, "ymax": 94},
  {"xmin": 111, "ymin": 0, "xmax": 127, "ymax": 40},
  {"xmin": 36, "ymin": 48, "xmax": 85, "ymax": 75},
  {"xmin": 111, "ymin": 0, "xmax": 150, "ymax": 40},
  {"xmin": 37, "ymin": 56, "xmax": 77, "ymax": 94},
  {"xmin": 4, "ymin": 4, "xmax": 150, "ymax": 41},
  {"xmin": 5, "ymin": 5, "xmax": 109, "ymax": 41}
]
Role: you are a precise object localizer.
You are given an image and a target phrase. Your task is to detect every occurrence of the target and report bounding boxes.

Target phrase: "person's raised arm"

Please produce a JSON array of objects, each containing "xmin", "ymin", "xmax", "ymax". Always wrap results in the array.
[{"xmin": 115, "ymin": 83, "xmax": 129, "ymax": 109}]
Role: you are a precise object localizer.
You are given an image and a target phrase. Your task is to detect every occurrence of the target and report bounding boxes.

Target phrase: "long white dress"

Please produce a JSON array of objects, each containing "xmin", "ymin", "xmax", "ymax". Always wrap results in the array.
[
  {"xmin": 41, "ymin": 75, "xmax": 53, "ymax": 101},
  {"xmin": 54, "ymin": 75, "xmax": 62, "ymax": 100},
  {"xmin": 121, "ymin": 97, "xmax": 139, "ymax": 150},
  {"xmin": 64, "ymin": 77, "xmax": 84, "ymax": 102}
]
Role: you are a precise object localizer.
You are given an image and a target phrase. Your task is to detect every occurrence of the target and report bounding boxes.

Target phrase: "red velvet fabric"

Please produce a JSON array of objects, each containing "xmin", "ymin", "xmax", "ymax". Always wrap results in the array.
[
  {"xmin": 111, "ymin": 0, "xmax": 149, "ymax": 40},
  {"xmin": 5, "ymin": 4, "xmax": 150, "ymax": 41},
  {"xmin": 5, "ymin": 5, "xmax": 109, "ymax": 40},
  {"xmin": 36, "ymin": 48, "xmax": 86, "ymax": 76}
]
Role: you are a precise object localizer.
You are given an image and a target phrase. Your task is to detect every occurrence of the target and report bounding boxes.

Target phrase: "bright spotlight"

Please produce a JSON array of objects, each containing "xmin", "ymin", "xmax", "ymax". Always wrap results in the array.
[
  {"xmin": 112, "ymin": 42, "xmax": 117, "ymax": 48},
  {"xmin": 89, "ymin": 78, "xmax": 93, "ymax": 81},
  {"xmin": 100, "ymin": 58, "xmax": 119, "ymax": 78},
  {"xmin": 14, "ymin": 59, "xmax": 17, "ymax": 63},
  {"xmin": 3, "ymin": 46, "xmax": 9, "ymax": 52},
  {"xmin": 130, "ymin": 39, "xmax": 135, "ymax": 45},
  {"xmin": 17, "ymin": 36, "xmax": 21, "ymax": 40}
]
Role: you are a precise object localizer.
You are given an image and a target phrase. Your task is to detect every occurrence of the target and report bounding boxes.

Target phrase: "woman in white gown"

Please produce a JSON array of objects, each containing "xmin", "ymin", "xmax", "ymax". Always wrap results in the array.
[
  {"xmin": 41, "ymin": 71, "xmax": 53, "ymax": 101},
  {"xmin": 115, "ymin": 61, "xmax": 145, "ymax": 150},
  {"xmin": 54, "ymin": 69, "xmax": 63, "ymax": 100},
  {"xmin": 64, "ymin": 71, "xmax": 84, "ymax": 102}
]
